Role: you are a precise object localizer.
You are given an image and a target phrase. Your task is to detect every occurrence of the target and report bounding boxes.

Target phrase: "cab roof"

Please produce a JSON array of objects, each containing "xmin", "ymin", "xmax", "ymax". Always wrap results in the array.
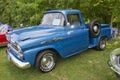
[{"xmin": 45, "ymin": 9, "xmax": 81, "ymax": 14}]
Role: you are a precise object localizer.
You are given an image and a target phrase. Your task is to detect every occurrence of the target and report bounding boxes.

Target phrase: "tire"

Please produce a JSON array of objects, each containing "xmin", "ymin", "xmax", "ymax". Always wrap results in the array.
[
  {"xmin": 115, "ymin": 72, "xmax": 120, "ymax": 78},
  {"xmin": 89, "ymin": 20, "xmax": 101, "ymax": 37},
  {"xmin": 96, "ymin": 37, "xmax": 107, "ymax": 51},
  {"xmin": 36, "ymin": 50, "xmax": 56, "ymax": 72}
]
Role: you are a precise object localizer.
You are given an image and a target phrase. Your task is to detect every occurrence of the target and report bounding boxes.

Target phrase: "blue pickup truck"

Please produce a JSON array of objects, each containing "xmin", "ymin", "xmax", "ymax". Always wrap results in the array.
[{"xmin": 6, "ymin": 9, "xmax": 111, "ymax": 72}]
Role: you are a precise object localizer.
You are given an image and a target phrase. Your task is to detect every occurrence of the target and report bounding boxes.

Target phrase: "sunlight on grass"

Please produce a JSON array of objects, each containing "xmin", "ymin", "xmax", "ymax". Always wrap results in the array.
[{"xmin": 0, "ymin": 37, "xmax": 120, "ymax": 80}]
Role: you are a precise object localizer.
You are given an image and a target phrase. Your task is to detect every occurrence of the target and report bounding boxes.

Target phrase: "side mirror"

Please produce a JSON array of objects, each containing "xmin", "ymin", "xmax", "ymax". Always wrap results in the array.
[
  {"xmin": 67, "ymin": 22, "xmax": 75, "ymax": 29},
  {"xmin": 67, "ymin": 22, "xmax": 70, "ymax": 26}
]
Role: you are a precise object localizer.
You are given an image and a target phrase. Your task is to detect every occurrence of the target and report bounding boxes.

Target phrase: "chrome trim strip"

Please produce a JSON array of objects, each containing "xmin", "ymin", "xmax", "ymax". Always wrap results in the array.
[
  {"xmin": 41, "ymin": 38, "xmax": 64, "ymax": 44},
  {"xmin": 108, "ymin": 60, "xmax": 120, "ymax": 75}
]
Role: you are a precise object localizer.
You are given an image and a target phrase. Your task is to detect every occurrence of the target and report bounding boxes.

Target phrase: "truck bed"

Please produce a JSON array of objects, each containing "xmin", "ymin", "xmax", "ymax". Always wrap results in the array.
[
  {"xmin": 86, "ymin": 24, "xmax": 111, "ymax": 48},
  {"xmin": 85, "ymin": 24, "xmax": 110, "ymax": 28}
]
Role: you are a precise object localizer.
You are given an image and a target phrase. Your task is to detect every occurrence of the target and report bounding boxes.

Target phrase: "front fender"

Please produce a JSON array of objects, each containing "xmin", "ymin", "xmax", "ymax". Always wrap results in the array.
[{"xmin": 23, "ymin": 44, "xmax": 61, "ymax": 65}]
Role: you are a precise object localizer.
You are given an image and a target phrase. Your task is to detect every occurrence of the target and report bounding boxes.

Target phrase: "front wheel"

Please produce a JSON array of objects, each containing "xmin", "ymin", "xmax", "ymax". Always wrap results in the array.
[
  {"xmin": 36, "ymin": 50, "xmax": 56, "ymax": 72},
  {"xmin": 96, "ymin": 38, "xmax": 107, "ymax": 50}
]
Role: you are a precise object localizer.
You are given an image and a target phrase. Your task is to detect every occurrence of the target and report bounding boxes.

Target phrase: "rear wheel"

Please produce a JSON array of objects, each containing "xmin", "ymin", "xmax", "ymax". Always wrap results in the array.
[
  {"xmin": 96, "ymin": 38, "xmax": 107, "ymax": 50},
  {"xmin": 36, "ymin": 50, "xmax": 56, "ymax": 72}
]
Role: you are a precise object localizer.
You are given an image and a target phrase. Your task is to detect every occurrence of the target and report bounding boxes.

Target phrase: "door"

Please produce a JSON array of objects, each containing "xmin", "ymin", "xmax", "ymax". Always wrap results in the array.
[{"xmin": 58, "ymin": 14, "xmax": 89, "ymax": 57}]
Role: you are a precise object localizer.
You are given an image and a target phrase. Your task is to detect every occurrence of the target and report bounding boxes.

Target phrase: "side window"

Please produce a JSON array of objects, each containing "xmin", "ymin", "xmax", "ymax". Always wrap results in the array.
[{"xmin": 67, "ymin": 14, "xmax": 81, "ymax": 26}]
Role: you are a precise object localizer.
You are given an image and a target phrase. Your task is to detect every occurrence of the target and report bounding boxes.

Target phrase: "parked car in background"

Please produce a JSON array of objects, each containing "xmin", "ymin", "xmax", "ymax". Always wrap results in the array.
[
  {"xmin": 6, "ymin": 9, "xmax": 111, "ymax": 72},
  {"xmin": 108, "ymin": 48, "xmax": 120, "ymax": 77},
  {"xmin": 0, "ymin": 23, "xmax": 12, "ymax": 47}
]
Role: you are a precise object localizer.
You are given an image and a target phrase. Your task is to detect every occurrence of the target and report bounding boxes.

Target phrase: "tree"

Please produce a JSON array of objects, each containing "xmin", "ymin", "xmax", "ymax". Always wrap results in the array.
[{"xmin": 0, "ymin": 0, "xmax": 119, "ymax": 28}]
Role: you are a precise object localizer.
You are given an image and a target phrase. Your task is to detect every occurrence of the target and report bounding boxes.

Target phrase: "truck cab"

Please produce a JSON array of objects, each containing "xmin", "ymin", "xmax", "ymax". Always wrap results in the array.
[{"xmin": 6, "ymin": 9, "xmax": 111, "ymax": 72}]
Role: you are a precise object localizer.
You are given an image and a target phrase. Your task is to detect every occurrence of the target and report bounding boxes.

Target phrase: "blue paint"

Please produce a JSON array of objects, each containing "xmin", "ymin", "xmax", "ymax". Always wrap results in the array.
[{"xmin": 6, "ymin": 9, "xmax": 111, "ymax": 65}]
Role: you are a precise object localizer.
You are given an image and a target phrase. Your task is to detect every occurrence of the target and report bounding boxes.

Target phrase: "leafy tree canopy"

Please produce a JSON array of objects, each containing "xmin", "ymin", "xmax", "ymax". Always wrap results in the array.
[{"xmin": 0, "ymin": 0, "xmax": 119, "ymax": 28}]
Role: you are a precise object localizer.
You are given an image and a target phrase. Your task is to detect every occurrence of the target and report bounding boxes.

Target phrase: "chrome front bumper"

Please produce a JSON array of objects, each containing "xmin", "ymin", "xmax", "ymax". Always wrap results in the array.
[
  {"xmin": 107, "ymin": 60, "xmax": 120, "ymax": 75},
  {"xmin": 7, "ymin": 49, "xmax": 31, "ymax": 69}
]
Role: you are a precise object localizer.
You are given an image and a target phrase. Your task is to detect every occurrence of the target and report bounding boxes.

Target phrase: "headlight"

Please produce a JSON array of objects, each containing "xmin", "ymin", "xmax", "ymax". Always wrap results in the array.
[
  {"xmin": 16, "ymin": 43, "xmax": 22, "ymax": 53},
  {"xmin": 11, "ymin": 38, "xmax": 15, "ymax": 43},
  {"xmin": 110, "ymin": 54, "xmax": 116, "ymax": 62},
  {"xmin": 16, "ymin": 43, "xmax": 23, "ymax": 59},
  {"xmin": 110, "ymin": 48, "xmax": 120, "ymax": 65}
]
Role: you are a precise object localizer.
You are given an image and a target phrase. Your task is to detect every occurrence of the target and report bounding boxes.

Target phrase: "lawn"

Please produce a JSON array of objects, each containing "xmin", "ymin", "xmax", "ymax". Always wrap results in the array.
[{"xmin": 0, "ymin": 37, "xmax": 120, "ymax": 80}]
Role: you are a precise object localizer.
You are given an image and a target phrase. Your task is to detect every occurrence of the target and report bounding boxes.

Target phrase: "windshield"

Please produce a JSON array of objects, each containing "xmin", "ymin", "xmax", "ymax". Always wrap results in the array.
[{"xmin": 41, "ymin": 13, "xmax": 65, "ymax": 26}]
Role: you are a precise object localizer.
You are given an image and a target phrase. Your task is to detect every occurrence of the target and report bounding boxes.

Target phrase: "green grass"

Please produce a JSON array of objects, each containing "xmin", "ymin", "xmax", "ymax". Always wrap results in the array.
[{"xmin": 0, "ymin": 37, "xmax": 120, "ymax": 80}]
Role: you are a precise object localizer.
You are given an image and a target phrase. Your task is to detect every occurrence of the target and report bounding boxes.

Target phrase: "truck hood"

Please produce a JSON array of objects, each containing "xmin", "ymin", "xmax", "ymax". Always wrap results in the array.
[
  {"xmin": 19, "ymin": 28, "xmax": 58, "ymax": 41},
  {"xmin": 10, "ymin": 25, "xmax": 65, "ymax": 41}
]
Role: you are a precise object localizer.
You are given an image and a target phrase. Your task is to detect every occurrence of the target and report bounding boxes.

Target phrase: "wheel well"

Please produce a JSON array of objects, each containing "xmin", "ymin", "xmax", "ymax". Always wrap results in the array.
[
  {"xmin": 34, "ymin": 48, "xmax": 59, "ymax": 66},
  {"xmin": 101, "ymin": 36, "xmax": 108, "ymax": 40}
]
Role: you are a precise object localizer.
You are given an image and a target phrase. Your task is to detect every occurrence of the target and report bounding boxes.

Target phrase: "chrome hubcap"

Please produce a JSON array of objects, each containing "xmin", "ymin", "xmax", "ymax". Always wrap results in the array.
[
  {"xmin": 41, "ymin": 53, "xmax": 54, "ymax": 70},
  {"xmin": 100, "ymin": 40, "xmax": 106, "ymax": 49}
]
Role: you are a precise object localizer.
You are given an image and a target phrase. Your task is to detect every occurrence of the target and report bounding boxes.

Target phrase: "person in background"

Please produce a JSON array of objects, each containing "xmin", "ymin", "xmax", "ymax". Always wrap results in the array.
[{"xmin": 111, "ymin": 28, "xmax": 118, "ymax": 38}]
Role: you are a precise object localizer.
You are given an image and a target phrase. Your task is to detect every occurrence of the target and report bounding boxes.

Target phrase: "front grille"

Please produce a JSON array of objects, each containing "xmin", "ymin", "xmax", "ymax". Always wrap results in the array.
[
  {"xmin": 11, "ymin": 43, "xmax": 19, "ymax": 52},
  {"xmin": 8, "ymin": 43, "xmax": 21, "ymax": 56},
  {"xmin": 116, "ymin": 55, "xmax": 120, "ymax": 67}
]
